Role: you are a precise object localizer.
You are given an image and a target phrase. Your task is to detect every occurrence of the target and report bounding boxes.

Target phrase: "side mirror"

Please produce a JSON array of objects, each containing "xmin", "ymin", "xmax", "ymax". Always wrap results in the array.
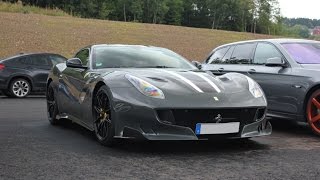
[
  {"xmin": 192, "ymin": 60, "xmax": 202, "ymax": 69},
  {"xmin": 66, "ymin": 58, "xmax": 87, "ymax": 69},
  {"xmin": 265, "ymin": 57, "xmax": 286, "ymax": 67}
]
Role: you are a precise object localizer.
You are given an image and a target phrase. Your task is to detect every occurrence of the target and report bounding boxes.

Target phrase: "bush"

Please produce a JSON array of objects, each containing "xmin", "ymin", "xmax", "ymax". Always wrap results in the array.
[{"xmin": 0, "ymin": 2, "xmax": 69, "ymax": 16}]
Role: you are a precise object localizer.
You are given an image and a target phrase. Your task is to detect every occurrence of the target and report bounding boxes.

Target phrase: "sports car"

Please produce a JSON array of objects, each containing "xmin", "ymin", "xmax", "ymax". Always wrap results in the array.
[{"xmin": 46, "ymin": 44, "xmax": 271, "ymax": 146}]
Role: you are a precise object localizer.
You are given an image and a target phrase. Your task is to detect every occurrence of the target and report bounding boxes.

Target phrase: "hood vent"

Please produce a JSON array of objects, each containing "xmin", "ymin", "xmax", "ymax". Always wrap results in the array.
[
  {"xmin": 218, "ymin": 77, "xmax": 230, "ymax": 82},
  {"xmin": 147, "ymin": 77, "xmax": 168, "ymax": 82}
]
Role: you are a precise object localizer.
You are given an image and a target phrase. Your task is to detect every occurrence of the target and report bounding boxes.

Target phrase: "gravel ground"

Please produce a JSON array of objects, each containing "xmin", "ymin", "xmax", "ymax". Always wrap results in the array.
[{"xmin": 0, "ymin": 96, "xmax": 320, "ymax": 180}]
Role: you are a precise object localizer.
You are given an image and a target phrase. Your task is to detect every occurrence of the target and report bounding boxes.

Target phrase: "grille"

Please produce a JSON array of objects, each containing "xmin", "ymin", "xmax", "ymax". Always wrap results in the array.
[{"xmin": 157, "ymin": 108, "xmax": 259, "ymax": 131}]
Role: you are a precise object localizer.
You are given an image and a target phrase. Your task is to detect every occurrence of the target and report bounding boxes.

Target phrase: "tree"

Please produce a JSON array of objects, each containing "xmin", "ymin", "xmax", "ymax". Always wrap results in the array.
[
  {"xmin": 131, "ymin": 0, "xmax": 143, "ymax": 22},
  {"xmin": 164, "ymin": 0, "xmax": 183, "ymax": 25},
  {"xmin": 98, "ymin": 0, "xmax": 115, "ymax": 20},
  {"xmin": 13, "ymin": 0, "xmax": 299, "ymax": 37}
]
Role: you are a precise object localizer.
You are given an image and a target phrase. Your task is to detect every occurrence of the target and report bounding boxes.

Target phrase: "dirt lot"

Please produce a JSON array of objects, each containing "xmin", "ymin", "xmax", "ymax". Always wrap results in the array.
[{"xmin": 0, "ymin": 12, "xmax": 274, "ymax": 60}]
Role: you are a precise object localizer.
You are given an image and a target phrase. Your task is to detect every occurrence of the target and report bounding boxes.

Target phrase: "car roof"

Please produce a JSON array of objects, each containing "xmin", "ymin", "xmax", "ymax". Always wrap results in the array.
[
  {"xmin": 0, "ymin": 53, "xmax": 65, "ymax": 62},
  {"xmin": 215, "ymin": 38, "xmax": 319, "ymax": 49},
  {"xmin": 91, "ymin": 44, "xmax": 165, "ymax": 50}
]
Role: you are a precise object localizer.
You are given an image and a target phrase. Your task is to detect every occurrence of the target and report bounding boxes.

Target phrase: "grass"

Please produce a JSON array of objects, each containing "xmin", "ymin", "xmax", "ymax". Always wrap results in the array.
[
  {"xmin": 0, "ymin": 9, "xmax": 276, "ymax": 61},
  {"xmin": 0, "ymin": 2, "xmax": 68, "ymax": 17}
]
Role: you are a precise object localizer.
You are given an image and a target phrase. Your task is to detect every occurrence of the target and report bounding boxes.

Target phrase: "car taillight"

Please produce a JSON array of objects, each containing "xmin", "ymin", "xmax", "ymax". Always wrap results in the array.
[{"xmin": 0, "ymin": 64, "xmax": 5, "ymax": 70}]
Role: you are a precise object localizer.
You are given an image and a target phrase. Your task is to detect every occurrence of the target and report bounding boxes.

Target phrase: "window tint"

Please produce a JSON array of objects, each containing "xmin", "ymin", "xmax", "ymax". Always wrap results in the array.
[
  {"xmin": 221, "ymin": 46, "xmax": 235, "ymax": 63},
  {"xmin": 19, "ymin": 57, "xmax": 32, "ymax": 65},
  {"xmin": 254, "ymin": 43, "xmax": 283, "ymax": 65},
  {"xmin": 208, "ymin": 46, "xmax": 230, "ymax": 64},
  {"xmin": 228, "ymin": 43, "xmax": 255, "ymax": 64},
  {"xmin": 6, "ymin": 57, "xmax": 27, "ymax": 66},
  {"xmin": 75, "ymin": 49, "xmax": 89, "ymax": 66},
  {"xmin": 92, "ymin": 46, "xmax": 196, "ymax": 69},
  {"xmin": 50, "ymin": 55, "xmax": 66, "ymax": 66},
  {"xmin": 31, "ymin": 55, "xmax": 50, "ymax": 66},
  {"xmin": 282, "ymin": 43, "xmax": 320, "ymax": 64}
]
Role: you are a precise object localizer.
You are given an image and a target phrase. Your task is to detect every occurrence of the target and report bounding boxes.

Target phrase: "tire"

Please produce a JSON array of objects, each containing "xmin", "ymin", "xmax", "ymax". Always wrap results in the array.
[
  {"xmin": 9, "ymin": 78, "xmax": 31, "ymax": 98},
  {"xmin": 1, "ymin": 90, "xmax": 13, "ymax": 97},
  {"xmin": 306, "ymin": 89, "xmax": 320, "ymax": 136},
  {"xmin": 46, "ymin": 83, "xmax": 60, "ymax": 125},
  {"xmin": 92, "ymin": 86, "xmax": 115, "ymax": 147}
]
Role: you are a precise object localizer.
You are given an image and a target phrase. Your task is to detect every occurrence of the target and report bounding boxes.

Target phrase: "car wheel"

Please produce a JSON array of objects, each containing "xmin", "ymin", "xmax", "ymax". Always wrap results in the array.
[
  {"xmin": 46, "ymin": 83, "xmax": 60, "ymax": 125},
  {"xmin": 10, "ymin": 78, "xmax": 31, "ymax": 98},
  {"xmin": 93, "ymin": 86, "xmax": 115, "ymax": 147},
  {"xmin": 306, "ymin": 89, "xmax": 320, "ymax": 136}
]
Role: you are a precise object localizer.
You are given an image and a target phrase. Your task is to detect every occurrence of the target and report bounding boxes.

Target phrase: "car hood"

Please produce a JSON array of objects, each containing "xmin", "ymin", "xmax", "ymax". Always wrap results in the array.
[{"xmin": 101, "ymin": 68, "xmax": 248, "ymax": 95}]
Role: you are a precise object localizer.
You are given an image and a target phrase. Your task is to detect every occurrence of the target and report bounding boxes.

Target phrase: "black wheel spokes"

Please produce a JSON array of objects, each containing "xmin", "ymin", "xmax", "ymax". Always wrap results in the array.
[
  {"xmin": 47, "ymin": 87, "xmax": 55, "ymax": 118},
  {"xmin": 94, "ymin": 91, "xmax": 111, "ymax": 139},
  {"xmin": 48, "ymin": 101, "xmax": 55, "ymax": 117}
]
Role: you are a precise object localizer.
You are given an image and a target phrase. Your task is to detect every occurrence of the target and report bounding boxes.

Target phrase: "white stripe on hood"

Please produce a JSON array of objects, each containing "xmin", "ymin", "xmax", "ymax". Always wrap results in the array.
[
  {"xmin": 189, "ymin": 71, "xmax": 221, "ymax": 93},
  {"xmin": 158, "ymin": 69, "xmax": 204, "ymax": 93}
]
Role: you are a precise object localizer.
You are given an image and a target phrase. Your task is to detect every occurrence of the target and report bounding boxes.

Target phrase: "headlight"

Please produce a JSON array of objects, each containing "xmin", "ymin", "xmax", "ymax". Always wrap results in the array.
[
  {"xmin": 125, "ymin": 74, "xmax": 165, "ymax": 99},
  {"xmin": 246, "ymin": 76, "xmax": 264, "ymax": 98}
]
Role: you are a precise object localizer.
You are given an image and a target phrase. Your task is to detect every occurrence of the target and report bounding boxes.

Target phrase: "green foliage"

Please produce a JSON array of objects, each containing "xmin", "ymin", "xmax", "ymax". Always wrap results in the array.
[
  {"xmin": 0, "ymin": 1, "xmax": 68, "ymax": 16},
  {"xmin": 98, "ymin": 1, "xmax": 115, "ymax": 19},
  {"xmin": 281, "ymin": 24, "xmax": 310, "ymax": 38},
  {"xmin": 164, "ymin": 0, "xmax": 183, "ymax": 25},
  {"xmin": 310, "ymin": 35, "xmax": 320, "ymax": 41},
  {"xmin": 284, "ymin": 18, "xmax": 320, "ymax": 29},
  {"xmin": 1, "ymin": 0, "xmax": 316, "ymax": 38},
  {"xmin": 131, "ymin": 0, "xmax": 143, "ymax": 22}
]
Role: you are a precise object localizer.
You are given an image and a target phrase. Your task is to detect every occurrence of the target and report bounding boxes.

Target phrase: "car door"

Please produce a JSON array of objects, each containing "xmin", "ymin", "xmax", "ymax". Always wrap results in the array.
[
  {"xmin": 59, "ymin": 48, "xmax": 90, "ymax": 121},
  {"xmin": 203, "ymin": 43, "xmax": 256, "ymax": 75},
  {"xmin": 28, "ymin": 55, "xmax": 52, "ymax": 90},
  {"xmin": 246, "ymin": 42, "xmax": 297, "ymax": 114}
]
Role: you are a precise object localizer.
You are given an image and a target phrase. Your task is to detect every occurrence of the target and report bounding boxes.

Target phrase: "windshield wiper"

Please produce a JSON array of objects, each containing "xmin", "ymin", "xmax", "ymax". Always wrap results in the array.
[
  {"xmin": 103, "ymin": 66, "xmax": 135, "ymax": 68},
  {"xmin": 136, "ymin": 65, "xmax": 175, "ymax": 68},
  {"xmin": 101, "ymin": 65, "xmax": 176, "ymax": 68}
]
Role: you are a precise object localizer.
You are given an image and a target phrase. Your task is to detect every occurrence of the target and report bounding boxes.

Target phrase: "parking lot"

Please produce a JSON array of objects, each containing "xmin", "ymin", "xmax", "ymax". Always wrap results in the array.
[{"xmin": 1, "ymin": 96, "xmax": 320, "ymax": 179}]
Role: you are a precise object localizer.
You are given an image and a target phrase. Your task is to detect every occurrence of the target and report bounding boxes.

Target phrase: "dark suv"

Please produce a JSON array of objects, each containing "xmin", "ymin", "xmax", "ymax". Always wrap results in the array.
[{"xmin": 0, "ymin": 53, "xmax": 67, "ymax": 98}]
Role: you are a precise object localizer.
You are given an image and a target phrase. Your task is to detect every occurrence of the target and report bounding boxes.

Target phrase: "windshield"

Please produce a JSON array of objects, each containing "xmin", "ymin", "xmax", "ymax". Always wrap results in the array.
[
  {"xmin": 92, "ymin": 46, "xmax": 196, "ymax": 69},
  {"xmin": 282, "ymin": 43, "xmax": 320, "ymax": 64}
]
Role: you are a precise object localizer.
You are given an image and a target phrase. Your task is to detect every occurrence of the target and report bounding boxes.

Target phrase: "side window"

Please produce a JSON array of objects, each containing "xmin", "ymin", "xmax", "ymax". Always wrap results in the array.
[
  {"xmin": 31, "ymin": 55, "xmax": 50, "ymax": 66},
  {"xmin": 75, "ymin": 49, "xmax": 89, "ymax": 66},
  {"xmin": 228, "ymin": 43, "xmax": 255, "ymax": 64},
  {"xmin": 6, "ymin": 57, "xmax": 26, "ymax": 67},
  {"xmin": 221, "ymin": 46, "xmax": 235, "ymax": 63},
  {"xmin": 208, "ymin": 46, "xmax": 230, "ymax": 64},
  {"xmin": 20, "ymin": 57, "xmax": 32, "ymax": 65},
  {"xmin": 254, "ymin": 43, "xmax": 283, "ymax": 65},
  {"xmin": 49, "ymin": 55, "xmax": 66, "ymax": 67}
]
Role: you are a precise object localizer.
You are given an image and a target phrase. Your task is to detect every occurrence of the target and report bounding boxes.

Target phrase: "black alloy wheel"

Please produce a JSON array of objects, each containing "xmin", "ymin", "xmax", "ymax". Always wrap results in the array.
[
  {"xmin": 47, "ymin": 83, "xmax": 59, "ymax": 125},
  {"xmin": 93, "ymin": 86, "xmax": 115, "ymax": 146}
]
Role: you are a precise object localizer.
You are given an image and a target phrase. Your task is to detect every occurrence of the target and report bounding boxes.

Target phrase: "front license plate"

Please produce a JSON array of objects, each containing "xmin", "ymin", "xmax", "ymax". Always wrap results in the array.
[{"xmin": 195, "ymin": 122, "xmax": 240, "ymax": 135}]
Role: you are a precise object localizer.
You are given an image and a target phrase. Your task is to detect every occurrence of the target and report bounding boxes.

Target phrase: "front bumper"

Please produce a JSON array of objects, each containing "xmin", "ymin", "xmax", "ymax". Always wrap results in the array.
[
  {"xmin": 113, "ymin": 102, "xmax": 272, "ymax": 140},
  {"xmin": 122, "ymin": 118, "xmax": 272, "ymax": 141},
  {"xmin": 110, "ymin": 87, "xmax": 270, "ymax": 140}
]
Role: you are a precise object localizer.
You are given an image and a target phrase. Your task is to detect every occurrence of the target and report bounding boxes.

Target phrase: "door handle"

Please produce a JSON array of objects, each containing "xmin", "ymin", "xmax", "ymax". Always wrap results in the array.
[
  {"xmin": 217, "ymin": 68, "xmax": 224, "ymax": 72},
  {"xmin": 248, "ymin": 69, "xmax": 256, "ymax": 74}
]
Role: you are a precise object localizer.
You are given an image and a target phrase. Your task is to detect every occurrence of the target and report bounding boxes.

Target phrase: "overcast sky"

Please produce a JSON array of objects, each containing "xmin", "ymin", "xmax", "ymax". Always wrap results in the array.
[{"xmin": 278, "ymin": 0, "xmax": 320, "ymax": 19}]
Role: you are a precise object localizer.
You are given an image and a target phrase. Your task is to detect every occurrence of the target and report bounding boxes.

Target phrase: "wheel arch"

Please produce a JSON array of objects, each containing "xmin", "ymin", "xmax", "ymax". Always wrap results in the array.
[
  {"xmin": 8, "ymin": 75, "xmax": 33, "ymax": 91},
  {"xmin": 47, "ymin": 78, "xmax": 53, "ymax": 90},
  {"xmin": 303, "ymin": 84, "xmax": 320, "ymax": 121},
  {"xmin": 92, "ymin": 81, "xmax": 108, "ymax": 106}
]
